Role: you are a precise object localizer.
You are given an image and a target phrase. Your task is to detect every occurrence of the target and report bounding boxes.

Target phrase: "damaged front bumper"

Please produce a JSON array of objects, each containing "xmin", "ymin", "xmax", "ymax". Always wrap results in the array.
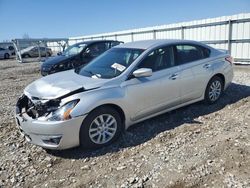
[{"xmin": 15, "ymin": 95, "xmax": 86, "ymax": 150}]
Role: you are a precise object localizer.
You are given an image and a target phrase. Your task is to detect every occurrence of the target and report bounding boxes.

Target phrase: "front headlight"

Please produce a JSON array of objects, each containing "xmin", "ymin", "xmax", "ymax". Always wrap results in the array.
[
  {"xmin": 54, "ymin": 62, "xmax": 72, "ymax": 70},
  {"xmin": 53, "ymin": 63, "xmax": 63, "ymax": 70},
  {"xmin": 47, "ymin": 99, "xmax": 79, "ymax": 121}
]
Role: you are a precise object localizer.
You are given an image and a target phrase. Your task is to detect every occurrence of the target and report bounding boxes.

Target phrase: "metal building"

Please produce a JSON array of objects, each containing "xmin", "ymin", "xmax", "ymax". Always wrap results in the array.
[{"xmin": 69, "ymin": 13, "xmax": 250, "ymax": 64}]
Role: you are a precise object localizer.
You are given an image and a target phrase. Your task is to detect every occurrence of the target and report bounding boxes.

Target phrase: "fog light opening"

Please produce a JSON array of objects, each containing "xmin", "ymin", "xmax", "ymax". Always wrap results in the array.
[{"xmin": 42, "ymin": 136, "xmax": 62, "ymax": 145}]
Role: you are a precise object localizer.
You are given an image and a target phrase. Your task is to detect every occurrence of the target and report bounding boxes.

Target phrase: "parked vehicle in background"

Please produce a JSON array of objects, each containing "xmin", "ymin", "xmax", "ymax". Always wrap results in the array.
[
  {"xmin": 15, "ymin": 39, "xmax": 233, "ymax": 150},
  {"xmin": 21, "ymin": 46, "xmax": 52, "ymax": 58},
  {"xmin": 0, "ymin": 47, "xmax": 11, "ymax": 59},
  {"xmin": 8, "ymin": 46, "xmax": 16, "ymax": 56},
  {"xmin": 40, "ymin": 40, "xmax": 123, "ymax": 76}
]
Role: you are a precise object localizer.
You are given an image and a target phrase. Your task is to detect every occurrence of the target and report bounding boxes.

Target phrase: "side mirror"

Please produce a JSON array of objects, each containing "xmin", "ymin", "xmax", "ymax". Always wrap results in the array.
[
  {"xmin": 57, "ymin": 52, "xmax": 62, "ymax": 56},
  {"xmin": 133, "ymin": 68, "xmax": 152, "ymax": 78}
]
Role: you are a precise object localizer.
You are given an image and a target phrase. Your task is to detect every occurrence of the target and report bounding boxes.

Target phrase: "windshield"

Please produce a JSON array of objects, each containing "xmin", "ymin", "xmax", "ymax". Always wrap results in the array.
[
  {"xmin": 76, "ymin": 48, "xmax": 144, "ymax": 79},
  {"xmin": 62, "ymin": 43, "xmax": 87, "ymax": 56}
]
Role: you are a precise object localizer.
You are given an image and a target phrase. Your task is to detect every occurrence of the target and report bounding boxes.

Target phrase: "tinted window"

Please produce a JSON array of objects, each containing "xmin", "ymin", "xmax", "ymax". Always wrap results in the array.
[
  {"xmin": 175, "ymin": 44, "xmax": 209, "ymax": 64},
  {"xmin": 110, "ymin": 41, "xmax": 121, "ymax": 48},
  {"xmin": 202, "ymin": 47, "xmax": 210, "ymax": 58},
  {"xmin": 138, "ymin": 46, "xmax": 174, "ymax": 72},
  {"xmin": 8, "ymin": 46, "xmax": 14, "ymax": 51},
  {"xmin": 85, "ymin": 42, "xmax": 109, "ymax": 57}
]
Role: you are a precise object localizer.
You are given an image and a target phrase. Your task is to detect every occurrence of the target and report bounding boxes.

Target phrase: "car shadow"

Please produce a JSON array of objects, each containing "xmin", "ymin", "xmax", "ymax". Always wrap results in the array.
[{"xmin": 48, "ymin": 82, "xmax": 250, "ymax": 159}]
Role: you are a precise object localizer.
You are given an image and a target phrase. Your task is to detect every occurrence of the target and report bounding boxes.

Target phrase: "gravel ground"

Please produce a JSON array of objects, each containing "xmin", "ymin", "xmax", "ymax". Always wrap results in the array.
[{"xmin": 0, "ymin": 59, "xmax": 249, "ymax": 188}]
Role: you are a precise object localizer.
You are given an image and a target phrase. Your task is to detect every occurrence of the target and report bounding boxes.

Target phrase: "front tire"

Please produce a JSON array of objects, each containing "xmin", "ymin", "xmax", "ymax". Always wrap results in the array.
[
  {"xmin": 205, "ymin": 76, "xmax": 223, "ymax": 104},
  {"xmin": 80, "ymin": 106, "xmax": 122, "ymax": 149},
  {"xmin": 22, "ymin": 54, "xmax": 30, "ymax": 58}
]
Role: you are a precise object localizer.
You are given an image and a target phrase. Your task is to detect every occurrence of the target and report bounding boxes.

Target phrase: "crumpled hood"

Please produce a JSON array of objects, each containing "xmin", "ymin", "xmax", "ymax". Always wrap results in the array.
[
  {"xmin": 24, "ymin": 70, "xmax": 109, "ymax": 99},
  {"xmin": 42, "ymin": 55, "xmax": 75, "ymax": 66}
]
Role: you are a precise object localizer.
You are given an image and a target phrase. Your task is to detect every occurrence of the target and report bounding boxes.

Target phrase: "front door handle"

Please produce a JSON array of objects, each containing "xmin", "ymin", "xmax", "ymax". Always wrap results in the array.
[
  {"xmin": 203, "ymin": 64, "xmax": 211, "ymax": 69},
  {"xmin": 169, "ymin": 73, "xmax": 179, "ymax": 80}
]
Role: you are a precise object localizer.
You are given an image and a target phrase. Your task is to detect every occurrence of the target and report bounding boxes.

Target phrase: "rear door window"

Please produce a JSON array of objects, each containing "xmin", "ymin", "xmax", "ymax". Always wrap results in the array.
[
  {"xmin": 110, "ymin": 41, "xmax": 121, "ymax": 48},
  {"xmin": 138, "ymin": 46, "xmax": 175, "ymax": 72},
  {"xmin": 86, "ymin": 42, "xmax": 109, "ymax": 57},
  {"xmin": 8, "ymin": 46, "xmax": 14, "ymax": 51},
  {"xmin": 175, "ymin": 44, "xmax": 210, "ymax": 65}
]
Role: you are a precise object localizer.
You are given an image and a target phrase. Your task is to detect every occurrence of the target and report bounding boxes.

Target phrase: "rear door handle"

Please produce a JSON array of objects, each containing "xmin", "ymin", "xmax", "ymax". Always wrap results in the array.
[
  {"xmin": 203, "ymin": 64, "xmax": 211, "ymax": 69},
  {"xmin": 169, "ymin": 73, "xmax": 179, "ymax": 80}
]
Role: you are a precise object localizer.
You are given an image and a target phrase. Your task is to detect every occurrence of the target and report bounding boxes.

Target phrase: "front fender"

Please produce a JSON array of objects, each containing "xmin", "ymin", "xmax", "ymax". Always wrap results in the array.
[{"xmin": 69, "ymin": 86, "xmax": 126, "ymax": 118}]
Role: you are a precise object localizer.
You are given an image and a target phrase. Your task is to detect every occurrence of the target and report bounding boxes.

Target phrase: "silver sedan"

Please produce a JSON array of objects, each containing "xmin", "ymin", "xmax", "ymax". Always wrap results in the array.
[
  {"xmin": 15, "ymin": 40, "xmax": 233, "ymax": 150},
  {"xmin": 0, "ymin": 47, "xmax": 11, "ymax": 59}
]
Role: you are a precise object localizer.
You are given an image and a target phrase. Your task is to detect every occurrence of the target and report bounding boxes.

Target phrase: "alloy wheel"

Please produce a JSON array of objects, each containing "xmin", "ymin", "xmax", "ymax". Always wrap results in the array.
[
  {"xmin": 208, "ymin": 80, "xmax": 222, "ymax": 102},
  {"xmin": 89, "ymin": 114, "xmax": 117, "ymax": 144}
]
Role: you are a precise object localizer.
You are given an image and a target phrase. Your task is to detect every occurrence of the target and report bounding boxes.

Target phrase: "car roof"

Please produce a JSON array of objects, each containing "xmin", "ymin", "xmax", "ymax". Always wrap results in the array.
[{"xmin": 115, "ymin": 39, "xmax": 207, "ymax": 50}]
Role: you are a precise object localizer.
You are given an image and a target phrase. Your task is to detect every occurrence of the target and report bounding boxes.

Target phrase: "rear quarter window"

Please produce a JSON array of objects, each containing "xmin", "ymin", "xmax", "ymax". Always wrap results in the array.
[
  {"xmin": 202, "ymin": 46, "xmax": 210, "ymax": 58},
  {"xmin": 110, "ymin": 41, "xmax": 121, "ymax": 48}
]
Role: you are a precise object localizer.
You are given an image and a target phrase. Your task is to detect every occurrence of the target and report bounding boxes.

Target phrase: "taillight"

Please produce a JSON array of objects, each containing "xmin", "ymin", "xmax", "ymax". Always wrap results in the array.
[{"xmin": 225, "ymin": 56, "xmax": 234, "ymax": 65}]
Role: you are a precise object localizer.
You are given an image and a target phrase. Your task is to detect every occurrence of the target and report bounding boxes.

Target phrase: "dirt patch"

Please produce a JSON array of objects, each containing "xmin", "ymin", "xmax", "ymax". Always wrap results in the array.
[{"xmin": 0, "ymin": 59, "xmax": 249, "ymax": 187}]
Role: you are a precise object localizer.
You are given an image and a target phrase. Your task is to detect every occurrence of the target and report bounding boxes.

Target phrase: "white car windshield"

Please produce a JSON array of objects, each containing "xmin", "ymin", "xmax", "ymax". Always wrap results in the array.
[
  {"xmin": 62, "ymin": 43, "xmax": 87, "ymax": 56},
  {"xmin": 76, "ymin": 48, "xmax": 144, "ymax": 79}
]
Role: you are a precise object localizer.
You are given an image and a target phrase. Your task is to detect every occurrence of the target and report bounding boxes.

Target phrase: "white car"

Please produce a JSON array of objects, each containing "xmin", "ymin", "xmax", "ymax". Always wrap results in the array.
[
  {"xmin": 0, "ymin": 47, "xmax": 11, "ymax": 59},
  {"xmin": 15, "ymin": 39, "xmax": 234, "ymax": 150}
]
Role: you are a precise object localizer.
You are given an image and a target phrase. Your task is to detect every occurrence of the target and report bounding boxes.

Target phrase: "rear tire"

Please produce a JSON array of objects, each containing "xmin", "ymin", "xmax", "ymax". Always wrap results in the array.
[
  {"xmin": 204, "ymin": 76, "xmax": 223, "ymax": 104},
  {"xmin": 22, "ymin": 54, "xmax": 30, "ymax": 58},
  {"xmin": 4, "ymin": 53, "xmax": 9, "ymax": 59},
  {"xmin": 80, "ymin": 106, "xmax": 122, "ymax": 149}
]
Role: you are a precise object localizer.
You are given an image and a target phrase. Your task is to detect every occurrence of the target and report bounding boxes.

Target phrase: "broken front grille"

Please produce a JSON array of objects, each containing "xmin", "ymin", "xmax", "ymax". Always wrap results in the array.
[{"xmin": 16, "ymin": 94, "xmax": 60, "ymax": 119}]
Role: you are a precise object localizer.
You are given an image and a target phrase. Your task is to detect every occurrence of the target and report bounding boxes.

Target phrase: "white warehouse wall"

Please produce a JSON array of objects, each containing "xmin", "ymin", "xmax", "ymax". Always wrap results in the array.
[{"xmin": 69, "ymin": 13, "xmax": 250, "ymax": 64}]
